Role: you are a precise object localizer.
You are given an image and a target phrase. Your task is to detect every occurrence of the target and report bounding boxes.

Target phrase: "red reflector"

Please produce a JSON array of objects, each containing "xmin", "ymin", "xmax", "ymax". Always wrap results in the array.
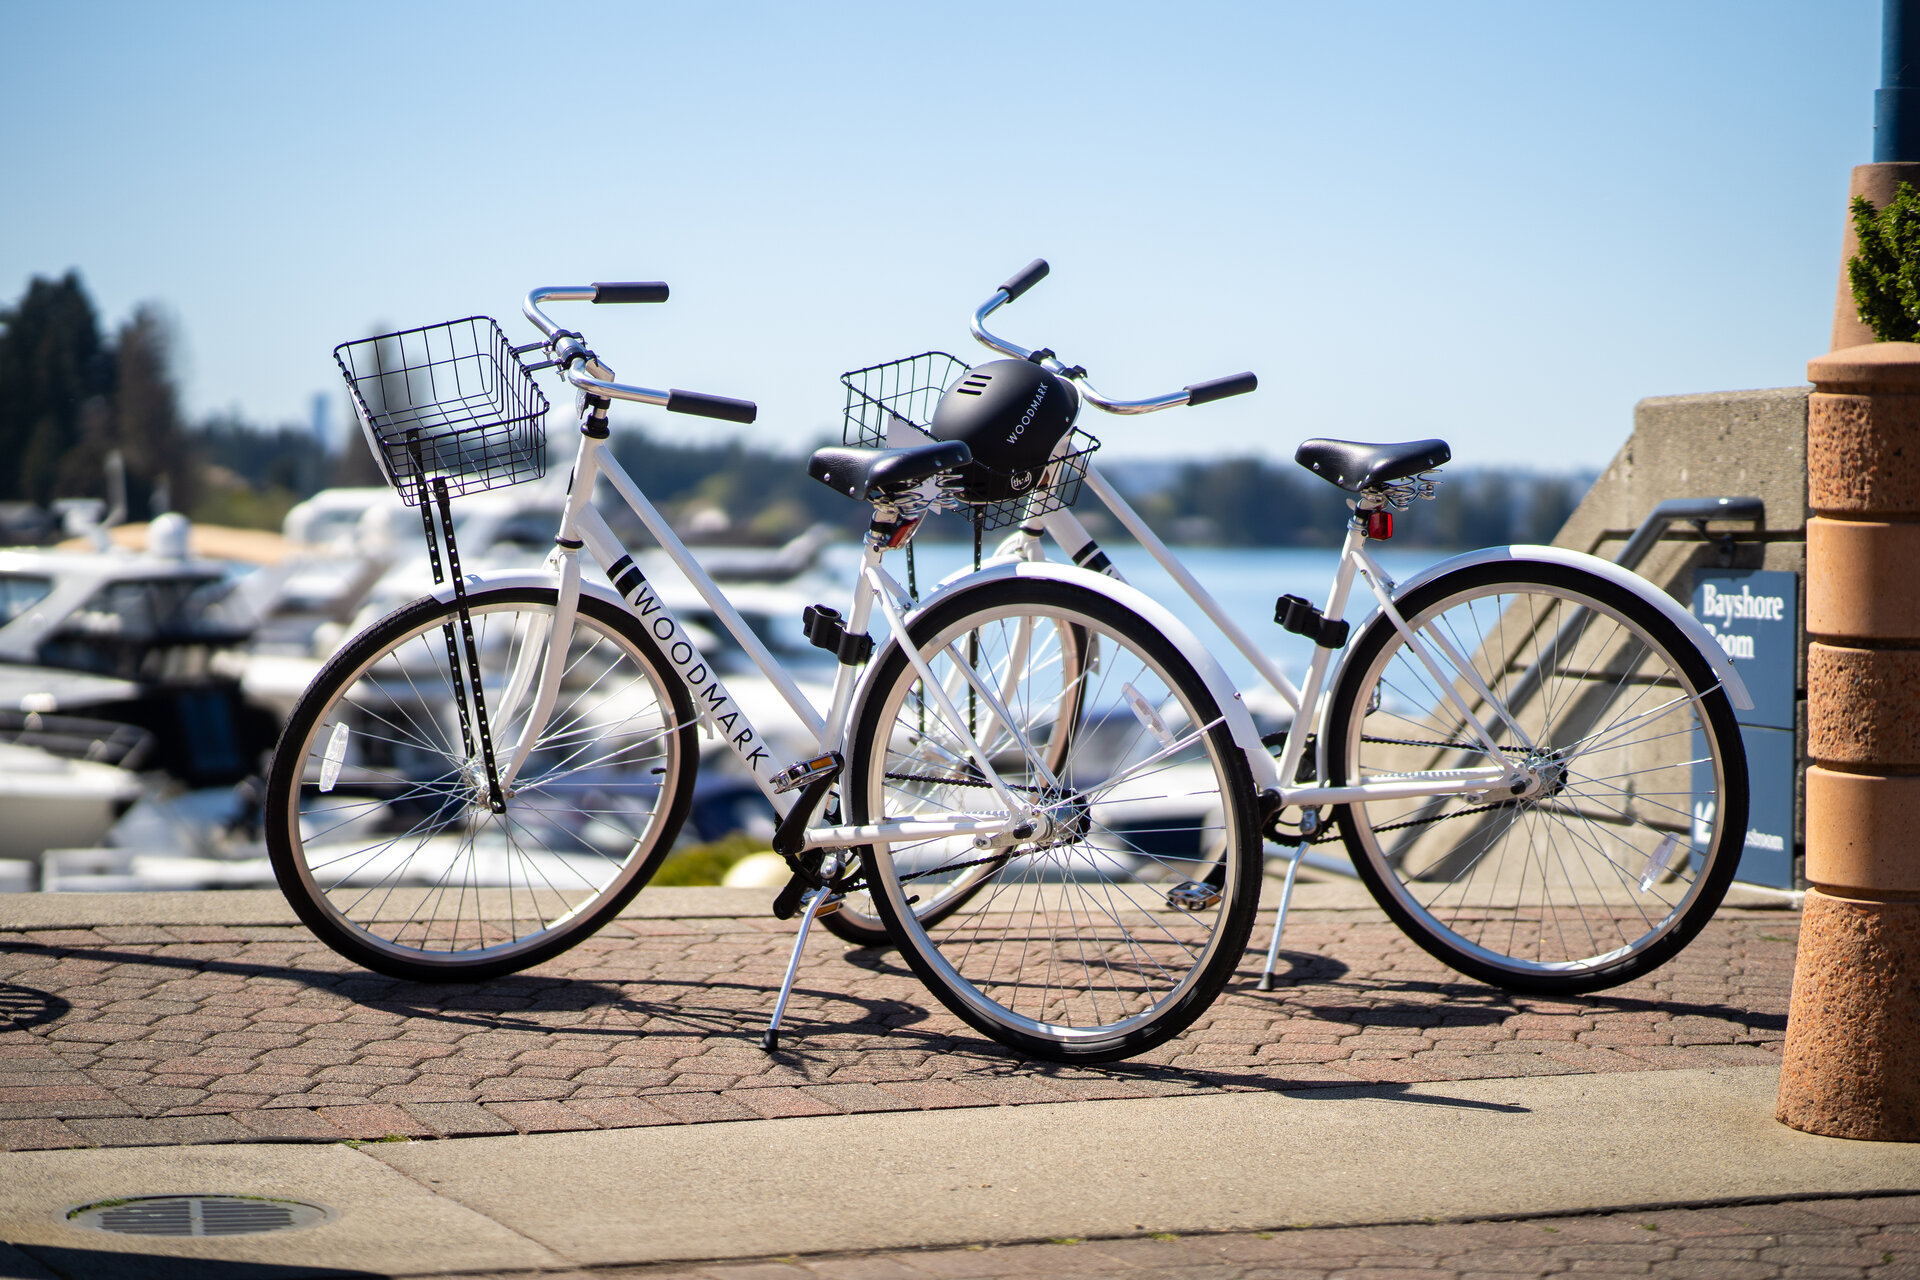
[{"xmin": 1366, "ymin": 511, "xmax": 1394, "ymax": 539}]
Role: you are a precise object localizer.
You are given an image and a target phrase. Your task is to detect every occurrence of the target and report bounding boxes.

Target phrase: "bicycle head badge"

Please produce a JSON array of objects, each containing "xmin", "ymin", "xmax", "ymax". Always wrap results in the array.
[{"xmin": 928, "ymin": 359, "xmax": 1081, "ymax": 504}]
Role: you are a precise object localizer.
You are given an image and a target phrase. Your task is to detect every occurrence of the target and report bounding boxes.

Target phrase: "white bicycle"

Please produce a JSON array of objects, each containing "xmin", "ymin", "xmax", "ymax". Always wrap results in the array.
[
  {"xmin": 833, "ymin": 260, "xmax": 1755, "ymax": 1008},
  {"xmin": 267, "ymin": 283, "xmax": 1271, "ymax": 1061}
]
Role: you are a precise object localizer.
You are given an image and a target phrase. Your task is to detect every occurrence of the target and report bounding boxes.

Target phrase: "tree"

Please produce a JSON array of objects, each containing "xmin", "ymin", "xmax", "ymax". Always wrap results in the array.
[
  {"xmin": 110, "ymin": 306, "xmax": 194, "ymax": 515},
  {"xmin": 1849, "ymin": 181, "xmax": 1920, "ymax": 343},
  {"xmin": 0, "ymin": 272, "xmax": 113, "ymax": 505},
  {"xmin": 0, "ymin": 275, "xmax": 195, "ymax": 516}
]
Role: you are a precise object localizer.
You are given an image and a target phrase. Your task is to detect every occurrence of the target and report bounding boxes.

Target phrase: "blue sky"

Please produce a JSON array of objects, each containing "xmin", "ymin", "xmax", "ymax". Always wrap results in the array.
[{"xmin": 0, "ymin": 2, "xmax": 1883, "ymax": 468}]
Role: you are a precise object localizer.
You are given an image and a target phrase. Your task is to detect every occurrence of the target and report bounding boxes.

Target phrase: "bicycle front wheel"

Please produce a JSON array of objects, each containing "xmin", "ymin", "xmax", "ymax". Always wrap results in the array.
[
  {"xmin": 265, "ymin": 587, "xmax": 698, "ymax": 980},
  {"xmin": 1325, "ymin": 561, "xmax": 1748, "ymax": 995},
  {"xmin": 849, "ymin": 577, "xmax": 1259, "ymax": 1062}
]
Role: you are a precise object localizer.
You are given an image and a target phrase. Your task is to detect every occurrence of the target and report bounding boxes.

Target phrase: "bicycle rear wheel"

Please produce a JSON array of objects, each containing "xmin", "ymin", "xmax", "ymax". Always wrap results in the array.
[
  {"xmin": 821, "ymin": 615, "xmax": 1091, "ymax": 947},
  {"xmin": 850, "ymin": 577, "xmax": 1259, "ymax": 1061},
  {"xmin": 1325, "ymin": 561, "xmax": 1748, "ymax": 994},
  {"xmin": 265, "ymin": 587, "xmax": 698, "ymax": 980}
]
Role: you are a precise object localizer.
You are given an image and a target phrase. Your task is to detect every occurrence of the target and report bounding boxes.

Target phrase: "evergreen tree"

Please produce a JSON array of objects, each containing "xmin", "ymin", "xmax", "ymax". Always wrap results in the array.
[
  {"xmin": 111, "ymin": 306, "xmax": 193, "ymax": 515},
  {"xmin": 0, "ymin": 272, "xmax": 113, "ymax": 505},
  {"xmin": 1849, "ymin": 181, "xmax": 1920, "ymax": 342}
]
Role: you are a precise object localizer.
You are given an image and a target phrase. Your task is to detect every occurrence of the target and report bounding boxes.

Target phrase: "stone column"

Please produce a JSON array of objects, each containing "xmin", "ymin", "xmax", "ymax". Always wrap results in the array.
[{"xmin": 1778, "ymin": 341, "xmax": 1920, "ymax": 1140}]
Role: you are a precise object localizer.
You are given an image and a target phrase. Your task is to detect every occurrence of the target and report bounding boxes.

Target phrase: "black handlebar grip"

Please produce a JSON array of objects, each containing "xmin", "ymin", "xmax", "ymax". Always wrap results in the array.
[
  {"xmin": 998, "ymin": 259, "xmax": 1050, "ymax": 303},
  {"xmin": 666, "ymin": 389, "xmax": 758, "ymax": 424},
  {"xmin": 1184, "ymin": 372, "xmax": 1259, "ymax": 406},
  {"xmin": 592, "ymin": 282, "xmax": 671, "ymax": 304}
]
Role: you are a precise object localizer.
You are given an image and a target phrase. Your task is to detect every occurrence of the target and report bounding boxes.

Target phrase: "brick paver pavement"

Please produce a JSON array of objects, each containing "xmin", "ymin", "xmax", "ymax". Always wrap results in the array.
[
  {"xmin": 443, "ymin": 1195, "xmax": 1920, "ymax": 1280},
  {"xmin": 0, "ymin": 904, "xmax": 1796, "ymax": 1150}
]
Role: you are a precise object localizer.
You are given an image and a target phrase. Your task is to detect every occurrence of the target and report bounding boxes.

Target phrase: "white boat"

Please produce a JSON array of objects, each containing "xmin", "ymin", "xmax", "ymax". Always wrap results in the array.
[
  {"xmin": 0, "ymin": 740, "xmax": 143, "ymax": 862},
  {"xmin": 0, "ymin": 526, "xmax": 275, "ymax": 788}
]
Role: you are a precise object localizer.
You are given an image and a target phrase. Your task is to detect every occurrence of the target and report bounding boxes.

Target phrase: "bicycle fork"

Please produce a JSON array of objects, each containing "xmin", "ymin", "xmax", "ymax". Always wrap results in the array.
[{"xmin": 494, "ymin": 425, "xmax": 601, "ymax": 793}]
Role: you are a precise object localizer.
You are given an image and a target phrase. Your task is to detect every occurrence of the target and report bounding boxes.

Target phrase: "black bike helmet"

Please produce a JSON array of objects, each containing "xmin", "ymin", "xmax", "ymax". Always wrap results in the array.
[{"xmin": 927, "ymin": 359, "xmax": 1081, "ymax": 503}]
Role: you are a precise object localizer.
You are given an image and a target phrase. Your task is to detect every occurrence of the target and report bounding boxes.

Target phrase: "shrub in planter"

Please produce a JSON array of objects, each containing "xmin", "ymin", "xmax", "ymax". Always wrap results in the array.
[{"xmin": 1849, "ymin": 180, "xmax": 1920, "ymax": 342}]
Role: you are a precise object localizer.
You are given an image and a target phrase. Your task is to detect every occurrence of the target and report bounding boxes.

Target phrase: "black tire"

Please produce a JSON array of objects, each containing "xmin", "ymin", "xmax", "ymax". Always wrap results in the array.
[
  {"xmin": 821, "ymin": 618, "xmax": 1091, "ymax": 947},
  {"xmin": 265, "ymin": 587, "xmax": 698, "ymax": 981},
  {"xmin": 1325, "ymin": 561, "xmax": 1749, "ymax": 995},
  {"xmin": 849, "ymin": 577, "xmax": 1259, "ymax": 1061}
]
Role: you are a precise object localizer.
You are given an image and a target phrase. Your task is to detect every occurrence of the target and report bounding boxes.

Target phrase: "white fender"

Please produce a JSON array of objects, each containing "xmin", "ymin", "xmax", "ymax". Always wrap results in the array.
[
  {"xmin": 856, "ymin": 559, "xmax": 1270, "ymax": 769},
  {"xmin": 424, "ymin": 568, "xmax": 629, "ymax": 615},
  {"xmin": 1368, "ymin": 544, "xmax": 1753, "ymax": 712}
]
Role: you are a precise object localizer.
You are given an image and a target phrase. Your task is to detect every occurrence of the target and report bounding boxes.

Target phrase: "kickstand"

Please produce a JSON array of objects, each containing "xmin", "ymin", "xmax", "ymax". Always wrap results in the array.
[
  {"xmin": 1256, "ymin": 843, "xmax": 1307, "ymax": 992},
  {"xmin": 761, "ymin": 883, "xmax": 833, "ymax": 1052}
]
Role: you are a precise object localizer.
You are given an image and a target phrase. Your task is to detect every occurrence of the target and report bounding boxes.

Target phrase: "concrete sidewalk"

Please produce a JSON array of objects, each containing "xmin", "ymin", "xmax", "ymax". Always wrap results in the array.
[
  {"xmin": 1, "ymin": 882, "xmax": 1910, "ymax": 1279},
  {"xmin": 2, "ymin": 1066, "xmax": 1917, "ymax": 1279}
]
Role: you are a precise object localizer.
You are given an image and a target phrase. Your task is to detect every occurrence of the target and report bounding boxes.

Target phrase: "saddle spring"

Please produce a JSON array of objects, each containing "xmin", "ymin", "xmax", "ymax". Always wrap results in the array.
[{"xmin": 1361, "ymin": 470, "xmax": 1444, "ymax": 512}]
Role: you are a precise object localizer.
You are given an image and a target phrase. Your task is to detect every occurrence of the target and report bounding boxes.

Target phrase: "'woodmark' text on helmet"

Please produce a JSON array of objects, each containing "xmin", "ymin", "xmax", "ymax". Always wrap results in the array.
[{"xmin": 928, "ymin": 359, "xmax": 1081, "ymax": 504}]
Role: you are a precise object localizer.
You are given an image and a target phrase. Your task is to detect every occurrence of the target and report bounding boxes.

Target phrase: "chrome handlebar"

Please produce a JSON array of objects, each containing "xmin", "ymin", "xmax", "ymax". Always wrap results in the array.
[
  {"xmin": 522, "ymin": 286, "xmax": 671, "ymax": 407},
  {"xmin": 970, "ymin": 269, "xmax": 1256, "ymax": 416},
  {"xmin": 522, "ymin": 286, "xmax": 757, "ymax": 424},
  {"xmin": 970, "ymin": 292, "xmax": 1189, "ymax": 415}
]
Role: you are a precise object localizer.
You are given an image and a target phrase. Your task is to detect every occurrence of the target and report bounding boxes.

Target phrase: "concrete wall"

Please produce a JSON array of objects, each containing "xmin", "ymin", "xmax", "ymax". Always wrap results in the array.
[{"xmin": 1551, "ymin": 385, "xmax": 1811, "ymax": 885}]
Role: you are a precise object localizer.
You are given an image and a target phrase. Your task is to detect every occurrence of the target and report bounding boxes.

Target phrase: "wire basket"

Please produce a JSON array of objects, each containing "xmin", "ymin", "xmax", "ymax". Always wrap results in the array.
[
  {"xmin": 840, "ymin": 351, "xmax": 1099, "ymax": 532},
  {"xmin": 335, "ymin": 316, "xmax": 548, "ymax": 507}
]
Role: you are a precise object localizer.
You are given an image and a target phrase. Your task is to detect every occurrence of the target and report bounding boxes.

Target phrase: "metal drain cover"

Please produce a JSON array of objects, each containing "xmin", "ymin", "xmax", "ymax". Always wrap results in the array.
[{"xmin": 69, "ymin": 1195, "xmax": 329, "ymax": 1236}]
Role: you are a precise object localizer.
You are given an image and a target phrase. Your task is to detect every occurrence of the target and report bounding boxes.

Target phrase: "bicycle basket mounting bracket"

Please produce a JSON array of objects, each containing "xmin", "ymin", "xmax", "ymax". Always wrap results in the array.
[{"xmin": 418, "ymin": 474, "xmax": 506, "ymax": 814}]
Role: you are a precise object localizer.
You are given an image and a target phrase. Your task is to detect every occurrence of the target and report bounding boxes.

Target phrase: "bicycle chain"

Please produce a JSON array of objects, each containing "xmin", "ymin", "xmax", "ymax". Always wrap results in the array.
[
  {"xmin": 1357, "ymin": 734, "xmax": 1527, "ymax": 753},
  {"xmin": 885, "ymin": 770, "xmax": 1057, "ymax": 799}
]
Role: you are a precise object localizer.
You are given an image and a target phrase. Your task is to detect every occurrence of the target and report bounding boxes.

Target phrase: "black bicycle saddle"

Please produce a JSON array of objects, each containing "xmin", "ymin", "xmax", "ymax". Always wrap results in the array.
[
  {"xmin": 807, "ymin": 441, "xmax": 972, "ymax": 500},
  {"xmin": 1294, "ymin": 438, "xmax": 1450, "ymax": 492}
]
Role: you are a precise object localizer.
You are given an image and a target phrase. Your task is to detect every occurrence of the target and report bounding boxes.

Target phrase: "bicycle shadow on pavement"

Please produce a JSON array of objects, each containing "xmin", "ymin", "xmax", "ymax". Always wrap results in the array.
[
  {"xmin": 0, "ymin": 981, "xmax": 70, "ymax": 1033},
  {"xmin": 0, "ymin": 939, "xmax": 930, "ymax": 1047}
]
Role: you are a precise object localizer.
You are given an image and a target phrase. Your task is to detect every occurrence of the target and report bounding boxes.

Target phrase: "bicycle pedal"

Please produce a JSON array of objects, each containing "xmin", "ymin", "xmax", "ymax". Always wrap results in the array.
[
  {"xmin": 813, "ymin": 891, "xmax": 844, "ymax": 918},
  {"xmin": 1165, "ymin": 880, "xmax": 1222, "ymax": 912},
  {"xmin": 771, "ymin": 751, "xmax": 843, "ymax": 795}
]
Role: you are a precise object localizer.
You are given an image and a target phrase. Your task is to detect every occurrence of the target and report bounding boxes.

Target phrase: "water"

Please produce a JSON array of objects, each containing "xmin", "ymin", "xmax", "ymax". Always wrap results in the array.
[{"xmin": 838, "ymin": 540, "xmax": 1455, "ymax": 702}]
